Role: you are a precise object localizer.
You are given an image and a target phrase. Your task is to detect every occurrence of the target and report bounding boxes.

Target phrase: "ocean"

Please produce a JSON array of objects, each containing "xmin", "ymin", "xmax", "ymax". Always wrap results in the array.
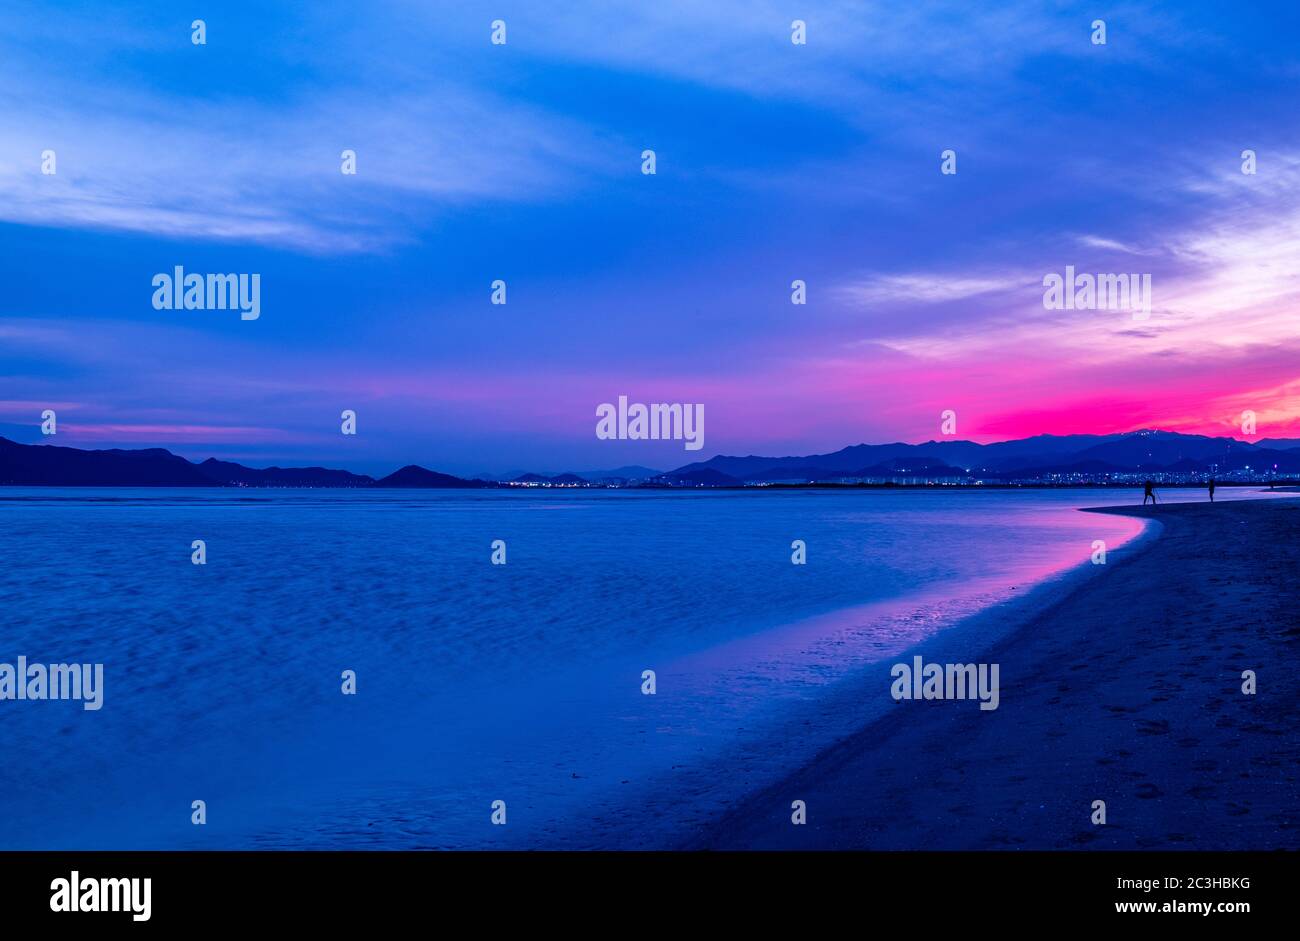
[{"xmin": 0, "ymin": 485, "xmax": 1256, "ymax": 848}]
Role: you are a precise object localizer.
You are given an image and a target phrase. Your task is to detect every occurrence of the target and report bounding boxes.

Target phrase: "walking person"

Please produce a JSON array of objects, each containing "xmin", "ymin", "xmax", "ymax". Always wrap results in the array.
[{"xmin": 1208, "ymin": 478, "xmax": 1216, "ymax": 502}]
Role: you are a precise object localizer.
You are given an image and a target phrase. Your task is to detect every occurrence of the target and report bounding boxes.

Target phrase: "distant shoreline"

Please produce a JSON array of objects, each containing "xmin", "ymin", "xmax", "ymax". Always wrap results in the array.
[
  {"xmin": 2, "ymin": 482, "xmax": 1296, "ymax": 491},
  {"xmin": 4, "ymin": 431, "xmax": 1299, "ymax": 489}
]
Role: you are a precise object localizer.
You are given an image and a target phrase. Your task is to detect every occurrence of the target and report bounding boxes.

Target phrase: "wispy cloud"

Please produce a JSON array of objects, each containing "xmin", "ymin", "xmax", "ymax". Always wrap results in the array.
[
  {"xmin": 1075, "ymin": 235, "xmax": 1159, "ymax": 256},
  {"xmin": 0, "ymin": 86, "xmax": 608, "ymax": 252},
  {"xmin": 834, "ymin": 272, "xmax": 1031, "ymax": 308}
]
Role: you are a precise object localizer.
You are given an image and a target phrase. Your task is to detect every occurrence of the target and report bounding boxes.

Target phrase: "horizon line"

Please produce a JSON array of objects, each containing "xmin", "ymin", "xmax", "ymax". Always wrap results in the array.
[{"xmin": 3, "ymin": 428, "xmax": 1298, "ymax": 482}]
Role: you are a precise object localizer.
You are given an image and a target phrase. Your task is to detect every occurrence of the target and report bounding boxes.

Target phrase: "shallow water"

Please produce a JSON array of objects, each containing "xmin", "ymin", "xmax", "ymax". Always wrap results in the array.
[{"xmin": 0, "ymin": 485, "xmax": 1263, "ymax": 848}]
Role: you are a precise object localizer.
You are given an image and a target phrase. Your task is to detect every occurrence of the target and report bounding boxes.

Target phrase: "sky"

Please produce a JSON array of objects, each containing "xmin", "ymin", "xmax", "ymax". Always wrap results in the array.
[{"xmin": 2, "ymin": 0, "xmax": 1299, "ymax": 475}]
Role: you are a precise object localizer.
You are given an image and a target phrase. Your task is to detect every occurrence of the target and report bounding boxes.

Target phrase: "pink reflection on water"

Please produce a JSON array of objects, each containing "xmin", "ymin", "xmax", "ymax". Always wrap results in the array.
[{"xmin": 661, "ymin": 506, "xmax": 1148, "ymax": 700}]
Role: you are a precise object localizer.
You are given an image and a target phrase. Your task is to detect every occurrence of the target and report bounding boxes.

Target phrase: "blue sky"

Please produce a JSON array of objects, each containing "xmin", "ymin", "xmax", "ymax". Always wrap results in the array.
[{"xmin": 2, "ymin": 1, "xmax": 1299, "ymax": 474}]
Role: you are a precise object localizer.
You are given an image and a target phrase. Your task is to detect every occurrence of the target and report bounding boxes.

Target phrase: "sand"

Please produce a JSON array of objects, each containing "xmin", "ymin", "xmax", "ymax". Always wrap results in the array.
[{"xmin": 693, "ymin": 497, "xmax": 1300, "ymax": 850}]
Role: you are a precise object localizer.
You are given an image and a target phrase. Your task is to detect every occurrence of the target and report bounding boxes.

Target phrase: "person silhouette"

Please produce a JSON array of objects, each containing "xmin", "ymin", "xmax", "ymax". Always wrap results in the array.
[
  {"xmin": 1143, "ymin": 480, "xmax": 1156, "ymax": 505},
  {"xmin": 1208, "ymin": 478, "xmax": 1216, "ymax": 502}
]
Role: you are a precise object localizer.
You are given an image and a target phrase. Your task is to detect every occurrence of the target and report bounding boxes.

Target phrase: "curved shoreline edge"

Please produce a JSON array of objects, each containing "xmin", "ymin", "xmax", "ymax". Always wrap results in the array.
[
  {"xmin": 530, "ymin": 502, "xmax": 1158, "ymax": 850},
  {"xmin": 689, "ymin": 496, "xmax": 1300, "ymax": 850}
]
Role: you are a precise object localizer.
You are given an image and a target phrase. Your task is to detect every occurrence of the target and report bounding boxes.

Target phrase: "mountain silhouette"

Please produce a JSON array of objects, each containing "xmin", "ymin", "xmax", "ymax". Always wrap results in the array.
[
  {"xmin": 196, "ymin": 457, "xmax": 373, "ymax": 488},
  {"xmin": 371, "ymin": 465, "xmax": 494, "ymax": 488},
  {"xmin": 3, "ymin": 429, "xmax": 1298, "ymax": 488},
  {"xmin": 0, "ymin": 437, "xmax": 484, "ymax": 488},
  {"xmin": 667, "ymin": 430, "xmax": 1300, "ymax": 482}
]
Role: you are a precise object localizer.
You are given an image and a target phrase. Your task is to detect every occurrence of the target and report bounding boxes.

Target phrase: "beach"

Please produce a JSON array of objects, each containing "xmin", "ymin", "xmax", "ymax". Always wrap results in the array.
[{"xmin": 694, "ymin": 496, "xmax": 1300, "ymax": 850}]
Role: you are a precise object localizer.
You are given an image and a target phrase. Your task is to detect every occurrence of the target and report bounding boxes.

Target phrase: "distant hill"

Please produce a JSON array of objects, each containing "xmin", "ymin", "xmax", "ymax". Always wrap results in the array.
[
  {"xmin": 666, "ymin": 430, "xmax": 1300, "ymax": 483},
  {"xmin": 649, "ymin": 468, "xmax": 743, "ymax": 487},
  {"xmin": 574, "ymin": 465, "xmax": 661, "ymax": 482},
  {"xmin": 505, "ymin": 466, "xmax": 660, "ymax": 483},
  {"xmin": 510, "ymin": 472, "xmax": 587, "ymax": 485},
  {"xmin": 197, "ymin": 457, "xmax": 373, "ymax": 488},
  {"xmin": 667, "ymin": 435, "xmax": 1130, "ymax": 479},
  {"xmin": 0, "ymin": 437, "xmax": 487, "ymax": 489},
  {"xmin": 1, "ymin": 437, "xmax": 216, "ymax": 486},
  {"xmin": 712, "ymin": 456, "xmax": 978, "ymax": 484},
  {"xmin": 371, "ymin": 465, "xmax": 494, "ymax": 488}
]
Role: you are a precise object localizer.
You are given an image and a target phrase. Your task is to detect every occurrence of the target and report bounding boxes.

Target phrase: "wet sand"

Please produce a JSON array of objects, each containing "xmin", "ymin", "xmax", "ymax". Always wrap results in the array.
[{"xmin": 693, "ymin": 497, "xmax": 1300, "ymax": 850}]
